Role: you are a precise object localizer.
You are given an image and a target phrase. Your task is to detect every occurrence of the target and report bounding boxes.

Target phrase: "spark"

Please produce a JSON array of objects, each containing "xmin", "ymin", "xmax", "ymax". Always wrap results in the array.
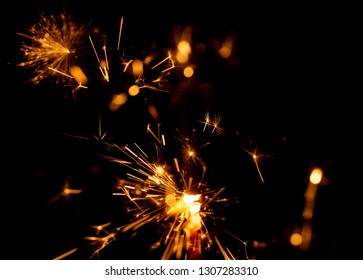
[
  {"xmin": 53, "ymin": 248, "xmax": 78, "ymax": 260},
  {"xmin": 17, "ymin": 11, "xmax": 92, "ymax": 84},
  {"xmin": 117, "ymin": 16, "xmax": 124, "ymax": 52},
  {"xmin": 199, "ymin": 111, "xmax": 225, "ymax": 136},
  {"xmin": 46, "ymin": 178, "xmax": 82, "ymax": 206},
  {"xmin": 89, "ymin": 35, "xmax": 110, "ymax": 82},
  {"xmin": 58, "ymin": 112, "xmax": 115, "ymax": 152},
  {"xmin": 243, "ymin": 145, "xmax": 268, "ymax": 183}
]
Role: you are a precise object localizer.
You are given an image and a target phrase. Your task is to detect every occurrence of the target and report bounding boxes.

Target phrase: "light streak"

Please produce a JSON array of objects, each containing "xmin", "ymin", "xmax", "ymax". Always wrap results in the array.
[{"xmin": 300, "ymin": 167, "xmax": 323, "ymax": 251}]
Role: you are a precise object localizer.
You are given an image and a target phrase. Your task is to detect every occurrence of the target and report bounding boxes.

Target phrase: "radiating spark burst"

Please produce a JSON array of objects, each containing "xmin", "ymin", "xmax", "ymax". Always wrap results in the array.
[
  {"xmin": 80, "ymin": 121, "xmax": 246, "ymax": 260},
  {"xmin": 17, "ymin": 12, "xmax": 181, "ymax": 102},
  {"xmin": 198, "ymin": 111, "xmax": 225, "ymax": 136},
  {"xmin": 17, "ymin": 11, "xmax": 93, "ymax": 84}
]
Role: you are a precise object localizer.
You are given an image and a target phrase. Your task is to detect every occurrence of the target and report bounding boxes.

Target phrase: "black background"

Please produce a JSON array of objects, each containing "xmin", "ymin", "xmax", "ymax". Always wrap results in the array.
[{"xmin": 1, "ymin": 1, "xmax": 360, "ymax": 260}]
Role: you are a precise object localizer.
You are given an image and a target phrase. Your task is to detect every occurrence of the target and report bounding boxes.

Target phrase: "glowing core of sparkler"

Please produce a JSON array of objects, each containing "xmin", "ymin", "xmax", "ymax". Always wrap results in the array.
[
  {"xmin": 165, "ymin": 193, "xmax": 202, "ymax": 231},
  {"xmin": 183, "ymin": 193, "xmax": 201, "ymax": 208}
]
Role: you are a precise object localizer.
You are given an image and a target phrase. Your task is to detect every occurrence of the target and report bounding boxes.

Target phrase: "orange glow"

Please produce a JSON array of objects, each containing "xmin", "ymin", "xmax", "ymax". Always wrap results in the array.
[
  {"xmin": 177, "ymin": 40, "xmax": 191, "ymax": 63},
  {"xmin": 310, "ymin": 167, "xmax": 323, "ymax": 184},
  {"xmin": 176, "ymin": 52, "xmax": 188, "ymax": 63},
  {"xmin": 69, "ymin": 65, "xmax": 88, "ymax": 85},
  {"xmin": 219, "ymin": 45, "xmax": 232, "ymax": 58},
  {"xmin": 109, "ymin": 93, "xmax": 128, "ymax": 111},
  {"xmin": 290, "ymin": 233, "xmax": 302, "ymax": 246},
  {"xmin": 177, "ymin": 40, "xmax": 191, "ymax": 55},
  {"xmin": 300, "ymin": 166, "xmax": 324, "ymax": 251},
  {"xmin": 132, "ymin": 59, "xmax": 144, "ymax": 76},
  {"xmin": 155, "ymin": 165, "xmax": 164, "ymax": 175},
  {"xmin": 183, "ymin": 66, "xmax": 194, "ymax": 77},
  {"xmin": 128, "ymin": 85, "xmax": 140, "ymax": 96},
  {"xmin": 148, "ymin": 104, "xmax": 160, "ymax": 122},
  {"xmin": 218, "ymin": 35, "xmax": 234, "ymax": 58}
]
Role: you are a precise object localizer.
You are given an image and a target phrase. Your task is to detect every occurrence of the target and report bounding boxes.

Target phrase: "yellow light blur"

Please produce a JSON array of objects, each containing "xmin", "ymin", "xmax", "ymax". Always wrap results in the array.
[
  {"xmin": 218, "ymin": 37, "xmax": 233, "ymax": 58},
  {"xmin": 219, "ymin": 45, "xmax": 232, "ymax": 58},
  {"xmin": 155, "ymin": 165, "xmax": 164, "ymax": 175},
  {"xmin": 290, "ymin": 233, "xmax": 302, "ymax": 246},
  {"xmin": 310, "ymin": 168, "xmax": 323, "ymax": 184},
  {"xmin": 176, "ymin": 52, "xmax": 189, "ymax": 63},
  {"xmin": 177, "ymin": 40, "xmax": 191, "ymax": 63},
  {"xmin": 128, "ymin": 85, "xmax": 140, "ymax": 96},
  {"xmin": 183, "ymin": 66, "xmax": 194, "ymax": 78},
  {"xmin": 109, "ymin": 93, "xmax": 128, "ymax": 111},
  {"xmin": 165, "ymin": 194, "xmax": 176, "ymax": 206},
  {"xmin": 177, "ymin": 40, "xmax": 191, "ymax": 55},
  {"xmin": 69, "ymin": 65, "xmax": 88, "ymax": 85},
  {"xmin": 132, "ymin": 59, "xmax": 143, "ymax": 76}
]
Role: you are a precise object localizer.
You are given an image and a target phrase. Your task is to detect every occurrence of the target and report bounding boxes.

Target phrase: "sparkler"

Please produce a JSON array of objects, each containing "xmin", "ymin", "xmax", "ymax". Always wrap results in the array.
[
  {"xmin": 93, "ymin": 121, "xmax": 234, "ymax": 260},
  {"xmin": 15, "ymin": 9, "xmax": 272, "ymax": 261},
  {"xmin": 16, "ymin": 11, "xmax": 178, "ymax": 102},
  {"xmin": 59, "ymin": 116, "xmax": 245, "ymax": 260},
  {"xmin": 16, "ymin": 11, "xmax": 93, "ymax": 85}
]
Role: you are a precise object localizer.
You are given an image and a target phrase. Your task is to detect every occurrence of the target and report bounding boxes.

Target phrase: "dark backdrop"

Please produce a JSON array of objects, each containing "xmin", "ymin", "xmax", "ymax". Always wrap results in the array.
[{"xmin": 1, "ymin": 1, "xmax": 359, "ymax": 260}]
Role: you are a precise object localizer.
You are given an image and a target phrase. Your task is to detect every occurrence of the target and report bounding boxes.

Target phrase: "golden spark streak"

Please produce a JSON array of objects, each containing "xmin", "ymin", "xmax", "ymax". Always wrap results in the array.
[
  {"xmin": 121, "ymin": 215, "xmax": 150, "ymax": 232},
  {"xmin": 214, "ymin": 236, "xmax": 230, "ymax": 260},
  {"xmin": 117, "ymin": 16, "xmax": 124, "ymax": 51},
  {"xmin": 243, "ymin": 146, "xmax": 265, "ymax": 183},
  {"xmin": 48, "ymin": 67, "xmax": 73, "ymax": 79},
  {"xmin": 53, "ymin": 248, "xmax": 78, "ymax": 260},
  {"xmin": 151, "ymin": 51, "xmax": 172, "ymax": 70},
  {"xmin": 89, "ymin": 36, "xmax": 109, "ymax": 81}
]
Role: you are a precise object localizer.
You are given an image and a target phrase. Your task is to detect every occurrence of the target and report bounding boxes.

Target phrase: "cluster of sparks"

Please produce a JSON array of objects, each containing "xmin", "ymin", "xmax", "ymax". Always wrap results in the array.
[
  {"xmin": 16, "ymin": 9, "xmax": 327, "ymax": 260},
  {"xmin": 17, "ymin": 11, "xmax": 178, "ymax": 105},
  {"xmin": 86, "ymin": 122, "xmax": 231, "ymax": 260},
  {"xmin": 17, "ymin": 12, "xmax": 91, "ymax": 85}
]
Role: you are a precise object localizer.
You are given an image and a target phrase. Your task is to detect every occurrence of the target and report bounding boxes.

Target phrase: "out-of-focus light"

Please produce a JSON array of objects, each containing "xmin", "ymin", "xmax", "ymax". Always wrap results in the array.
[
  {"xmin": 148, "ymin": 104, "xmax": 160, "ymax": 122},
  {"xmin": 183, "ymin": 66, "xmax": 194, "ymax": 78},
  {"xmin": 177, "ymin": 40, "xmax": 191, "ymax": 63},
  {"xmin": 69, "ymin": 65, "xmax": 88, "ymax": 85},
  {"xmin": 290, "ymin": 232, "xmax": 302, "ymax": 247},
  {"xmin": 132, "ymin": 59, "xmax": 143, "ymax": 76},
  {"xmin": 310, "ymin": 168, "xmax": 323, "ymax": 185},
  {"xmin": 177, "ymin": 40, "xmax": 191, "ymax": 55},
  {"xmin": 128, "ymin": 85, "xmax": 140, "ymax": 96},
  {"xmin": 109, "ymin": 93, "xmax": 128, "ymax": 111},
  {"xmin": 218, "ymin": 45, "xmax": 232, "ymax": 58}
]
